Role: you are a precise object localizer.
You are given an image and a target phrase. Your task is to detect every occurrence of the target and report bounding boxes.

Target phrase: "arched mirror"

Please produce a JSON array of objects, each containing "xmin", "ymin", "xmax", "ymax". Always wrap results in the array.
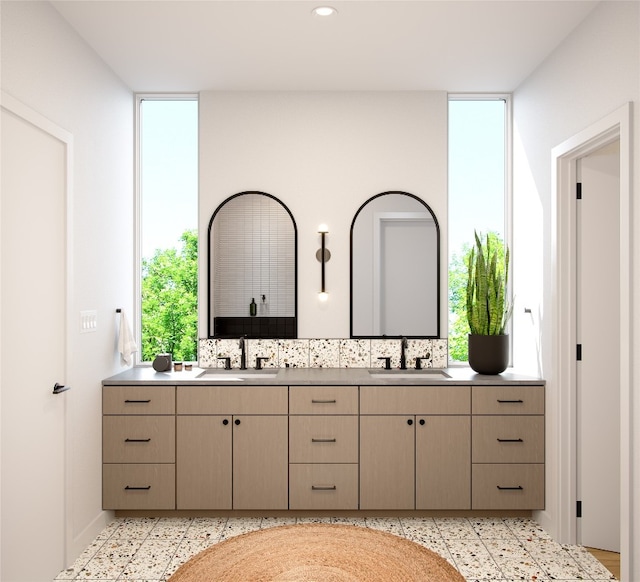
[
  {"xmin": 350, "ymin": 191, "xmax": 440, "ymax": 338},
  {"xmin": 208, "ymin": 191, "xmax": 297, "ymax": 338}
]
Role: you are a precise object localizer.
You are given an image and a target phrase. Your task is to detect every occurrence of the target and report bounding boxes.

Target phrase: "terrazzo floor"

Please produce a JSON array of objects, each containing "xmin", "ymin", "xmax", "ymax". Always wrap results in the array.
[{"xmin": 54, "ymin": 516, "xmax": 617, "ymax": 581}]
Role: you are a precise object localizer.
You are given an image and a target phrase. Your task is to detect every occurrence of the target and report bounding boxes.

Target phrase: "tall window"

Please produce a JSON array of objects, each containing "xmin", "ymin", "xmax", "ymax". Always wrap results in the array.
[
  {"xmin": 448, "ymin": 96, "xmax": 510, "ymax": 362},
  {"xmin": 137, "ymin": 96, "xmax": 198, "ymax": 362}
]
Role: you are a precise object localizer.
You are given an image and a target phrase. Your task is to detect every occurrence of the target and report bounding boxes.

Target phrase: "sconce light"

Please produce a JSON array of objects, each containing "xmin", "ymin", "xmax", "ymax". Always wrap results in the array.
[{"xmin": 316, "ymin": 224, "xmax": 330, "ymax": 301}]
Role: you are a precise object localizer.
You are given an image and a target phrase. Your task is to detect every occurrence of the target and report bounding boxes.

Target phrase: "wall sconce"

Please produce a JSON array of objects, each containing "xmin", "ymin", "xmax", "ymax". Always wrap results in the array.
[{"xmin": 316, "ymin": 224, "xmax": 330, "ymax": 301}]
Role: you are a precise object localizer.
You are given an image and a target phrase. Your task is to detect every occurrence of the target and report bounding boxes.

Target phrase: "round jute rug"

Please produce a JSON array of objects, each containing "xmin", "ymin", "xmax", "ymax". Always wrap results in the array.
[{"xmin": 168, "ymin": 523, "xmax": 465, "ymax": 582}]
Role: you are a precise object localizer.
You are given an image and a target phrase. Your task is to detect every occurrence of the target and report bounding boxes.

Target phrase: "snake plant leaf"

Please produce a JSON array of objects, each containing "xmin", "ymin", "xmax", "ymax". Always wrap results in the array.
[{"xmin": 466, "ymin": 231, "xmax": 512, "ymax": 336}]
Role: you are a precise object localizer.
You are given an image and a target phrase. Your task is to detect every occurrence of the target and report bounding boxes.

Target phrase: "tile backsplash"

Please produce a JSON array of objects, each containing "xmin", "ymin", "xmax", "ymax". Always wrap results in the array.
[{"xmin": 199, "ymin": 338, "xmax": 448, "ymax": 369}]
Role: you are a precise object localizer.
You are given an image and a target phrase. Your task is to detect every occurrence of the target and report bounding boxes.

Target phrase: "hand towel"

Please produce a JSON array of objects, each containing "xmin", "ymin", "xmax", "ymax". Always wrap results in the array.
[{"xmin": 118, "ymin": 310, "xmax": 138, "ymax": 366}]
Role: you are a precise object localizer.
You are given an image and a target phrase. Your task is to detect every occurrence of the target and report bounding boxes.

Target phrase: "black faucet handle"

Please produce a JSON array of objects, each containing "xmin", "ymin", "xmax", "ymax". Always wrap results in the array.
[
  {"xmin": 218, "ymin": 356, "xmax": 231, "ymax": 370},
  {"xmin": 255, "ymin": 356, "xmax": 269, "ymax": 370},
  {"xmin": 377, "ymin": 356, "xmax": 392, "ymax": 370},
  {"xmin": 415, "ymin": 357, "xmax": 430, "ymax": 370}
]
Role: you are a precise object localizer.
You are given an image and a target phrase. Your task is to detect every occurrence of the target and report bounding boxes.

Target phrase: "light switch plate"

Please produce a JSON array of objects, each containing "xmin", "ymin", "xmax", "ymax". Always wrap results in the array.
[{"xmin": 80, "ymin": 310, "xmax": 97, "ymax": 333}]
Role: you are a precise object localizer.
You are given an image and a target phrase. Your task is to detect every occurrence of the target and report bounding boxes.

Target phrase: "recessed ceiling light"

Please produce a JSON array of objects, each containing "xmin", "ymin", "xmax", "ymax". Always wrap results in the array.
[{"xmin": 312, "ymin": 6, "xmax": 337, "ymax": 17}]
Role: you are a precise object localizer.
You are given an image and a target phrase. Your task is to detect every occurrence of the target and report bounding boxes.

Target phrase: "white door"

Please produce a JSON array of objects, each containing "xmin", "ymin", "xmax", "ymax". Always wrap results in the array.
[
  {"xmin": 576, "ymin": 140, "xmax": 620, "ymax": 552},
  {"xmin": 1, "ymin": 102, "xmax": 69, "ymax": 580}
]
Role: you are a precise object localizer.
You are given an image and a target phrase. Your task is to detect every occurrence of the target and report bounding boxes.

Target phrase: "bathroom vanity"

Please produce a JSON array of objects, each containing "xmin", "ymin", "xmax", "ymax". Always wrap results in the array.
[{"xmin": 102, "ymin": 367, "xmax": 544, "ymax": 515}]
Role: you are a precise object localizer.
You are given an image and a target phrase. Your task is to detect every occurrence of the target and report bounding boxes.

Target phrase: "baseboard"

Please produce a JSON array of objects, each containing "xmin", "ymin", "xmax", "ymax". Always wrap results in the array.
[
  {"xmin": 66, "ymin": 510, "xmax": 114, "ymax": 568},
  {"xmin": 533, "ymin": 509, "xmax": 556, "ymax": 540}
]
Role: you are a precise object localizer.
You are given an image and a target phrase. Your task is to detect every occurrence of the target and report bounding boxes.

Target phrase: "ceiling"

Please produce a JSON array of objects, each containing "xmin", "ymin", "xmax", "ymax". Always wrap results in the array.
[{"xmin": 52, "ymin": 0, "xmax": 598, "ymax": 93}]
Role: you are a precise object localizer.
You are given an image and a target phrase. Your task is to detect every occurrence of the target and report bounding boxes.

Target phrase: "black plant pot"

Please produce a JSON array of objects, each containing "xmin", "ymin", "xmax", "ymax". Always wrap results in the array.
[{"xmin": 468, "ymin": 334, "xmax": 509, "ymax": 375}]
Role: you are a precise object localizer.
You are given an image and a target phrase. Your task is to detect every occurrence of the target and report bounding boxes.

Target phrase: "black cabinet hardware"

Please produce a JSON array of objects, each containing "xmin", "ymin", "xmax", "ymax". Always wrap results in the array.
[
  {"xmin": 497, "ymin": 485, "xmax": 523, "ymax": 491},
  {"xmin": 222, "ymin": 419, "xmax": 229, "ymax": 425},
  {"xmin": 125, "ymin": 485, "xmax": 151, "ymax": 490},
  {"xmin": 311, "ymin": 485, "xmax": 337, "ymax": 491},
  {"xmin": 407, "ymin": 419, "xmax": 413, "ymax": 426},
  {"xmin": 497, "ymin": 399, "xmax": 524, "ymax": 404},
  {"xmin": 311, "ymin": 438, "xmax": 336, "ymax": 443},
  {"xmin": 497, "ymin": 438, "xmax": 524, "ymax": 443},
  {"xmin": 312, "ymin": 399, "xmax": 337, "ymax": 404},
  {"xmin": 124, "ymin": 438, "xmax": 151, "ymax": 443},
  {"xmin": 124, "ymin": 399, "xmax": 151, "ymax": 403},
  {"xmin": 234, "ymin": 419, "xmax": 241, "ymax": 425}
]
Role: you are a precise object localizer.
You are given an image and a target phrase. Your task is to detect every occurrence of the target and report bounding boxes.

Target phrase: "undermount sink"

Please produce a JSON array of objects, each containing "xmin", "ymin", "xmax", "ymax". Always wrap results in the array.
[
  {"xmin": 368, "ymin": 370, "xmax": 450, "ymax": 379},
  {"xmin": 196, "ymin": 370, "xmax": 278, "ymax": 381}
]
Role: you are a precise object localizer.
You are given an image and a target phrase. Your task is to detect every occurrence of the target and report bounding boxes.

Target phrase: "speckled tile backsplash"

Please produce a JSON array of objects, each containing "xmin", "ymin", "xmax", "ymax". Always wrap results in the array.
[{"xmin": 198, "ymin": 338, "xmax": 448, "ymax": 369}]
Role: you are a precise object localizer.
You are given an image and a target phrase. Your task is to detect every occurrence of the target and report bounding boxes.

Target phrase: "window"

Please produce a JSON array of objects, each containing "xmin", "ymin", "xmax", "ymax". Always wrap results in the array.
[
  {"xmin": 137, "ymin": 96, "xmax": 198, "ymax": 362},
  {"xmin": 448, "ymin": 96, "xmax": 511, "ymax": 362}
]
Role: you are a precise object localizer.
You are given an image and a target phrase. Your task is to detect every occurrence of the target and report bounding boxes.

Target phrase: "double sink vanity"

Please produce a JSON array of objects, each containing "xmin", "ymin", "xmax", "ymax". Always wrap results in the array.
[{"xmin": 102, "ymin": 366, "xmax": 544, "ymax": 516}]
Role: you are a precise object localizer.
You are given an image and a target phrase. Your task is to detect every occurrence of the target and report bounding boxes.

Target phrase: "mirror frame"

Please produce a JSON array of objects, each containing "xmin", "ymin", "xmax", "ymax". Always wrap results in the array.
[
  {"xmin": 350, "ymin": 191, "xmax": 441, "ymax": 339},
  {"xmin": 207, "ymin": 191, "xmax": 298, "ymax": 338}
]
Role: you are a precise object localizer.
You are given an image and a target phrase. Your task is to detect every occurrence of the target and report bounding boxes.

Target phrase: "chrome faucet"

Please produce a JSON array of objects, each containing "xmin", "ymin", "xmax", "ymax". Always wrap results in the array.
[
  {"xmin": 400, "ymin": 337, "xmax": 408, "ymax": 370},
  {"xmin": 239, "ymin": 336, "xmax": 247, "ymax": 370}
]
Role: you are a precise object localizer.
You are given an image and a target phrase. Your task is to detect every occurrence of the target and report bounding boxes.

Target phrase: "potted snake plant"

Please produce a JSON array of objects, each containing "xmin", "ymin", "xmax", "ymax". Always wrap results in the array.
[{"xmin": 466, "ymin": 231, "xmax": 513, "ymax": 374}]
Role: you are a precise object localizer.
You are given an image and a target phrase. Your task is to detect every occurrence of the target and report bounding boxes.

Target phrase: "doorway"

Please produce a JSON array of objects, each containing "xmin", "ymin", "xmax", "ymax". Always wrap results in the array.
[
  {"xmin": 551, "ymin": 103, "xmax": 631, "ymax": 580},
  {"xmin": 576, "ymin": 141, "xmax": 620, "ymax": 552}
]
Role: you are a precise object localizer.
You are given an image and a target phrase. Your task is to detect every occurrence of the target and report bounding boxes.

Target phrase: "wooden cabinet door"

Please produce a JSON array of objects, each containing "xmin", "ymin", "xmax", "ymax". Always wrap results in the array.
[
  {"xmin": 360, "ymin": 415, "xmax": 415, "ymax": 509},
  {"xmin": 416, "ymin": 415, "xmax": 470, "ymax": 509},
  {"xmin": 233, "ymin": 415, "xmax": 288, "ymax": 510},
  {"xmin": 176, "ymin": 415, "xmax": 232, "ymax": 509}
]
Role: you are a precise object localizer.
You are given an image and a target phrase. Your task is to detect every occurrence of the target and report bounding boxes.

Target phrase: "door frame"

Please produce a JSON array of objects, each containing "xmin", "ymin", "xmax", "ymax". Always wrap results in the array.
[
  {"xmin": 551, "ymin": 103, "xmax": 631, "ymax": 578},
  {"xmin": 0, "ymin": 91, "xmax": 74, "ymax": 569}
]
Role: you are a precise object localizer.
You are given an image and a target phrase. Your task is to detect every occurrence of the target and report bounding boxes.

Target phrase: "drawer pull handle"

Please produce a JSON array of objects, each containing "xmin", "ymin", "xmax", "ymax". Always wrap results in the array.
[
  {"xmin": 497, "ymin": 438, "xmax": 524, "ymax": 443},
  {"xmin": 124, "ymin": 399, "xmax": 151, "ymax": 403},
  {"xmin": 125, "ymin": 485, "xmax": 151, "ymax": 490},
  {"xmin": 311, "ymin": 399, "xmax": 337, "ymax": 404},
  {"xmin": 311, "ymin": 485, "xmax": 337, "ymax": 491},
  {"xmin": 497, "ymin": 399, "xmax": 524, "ymax": 404},
  {"xmin": 497, "ymin": 485, "xmax": 523, "ymax": 491},
  {"xmin": 124, "ymin": 438, "xmax": 151, "ymax": 443},
  {"xmin": 311, "ymin": 438, "xmax": 337, "ymax": 443}
]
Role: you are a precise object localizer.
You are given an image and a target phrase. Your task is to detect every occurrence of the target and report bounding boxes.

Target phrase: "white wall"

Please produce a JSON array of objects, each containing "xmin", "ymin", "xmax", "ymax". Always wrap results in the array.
[
  {"xmin": 1, "ymin": 0, "xmax": 133, "ymax": 568},
  {"xmin": 199, "ymin": 91, "xmax": 448, "ymax": 339},
  {"xmin": 512, "ymin": 1, "xmax": 639, "ymax": 576}
]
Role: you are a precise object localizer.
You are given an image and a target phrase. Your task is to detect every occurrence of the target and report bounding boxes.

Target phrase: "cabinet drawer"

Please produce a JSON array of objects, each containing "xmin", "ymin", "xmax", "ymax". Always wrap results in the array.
[
  {"xmin": 289, "ymin": 464, "xmax": 358, "ymax": 510},
  {"xmin": 103, "ymin": 386, "xmax": 175, "ymax": 415},
  {"xmin": 290, "ymin": 386, "xmax": 358, "ymax": 415},
  {"xmin": 360, "ymin": 385, "xmax": 470, "ymax": 415},
  {"xmin": 103, "ymin": 416, "xmax": 175, "ymax": 463},
  {"xmin": 472, "ymin": 464, "xmax": 544, "ymax": 510},
  {"xmin": 177, "ymin": 385, "xmax": 288, "ymax": 415},
  {"xmin": 473, "ymin": 416, "xmax": 544, "ymax": 463},
  {"xmin": 289, "ymin": 416, "xmax": 358, "ymax": 463},
  {"xmin": 472, "ymin": 385, "xmax": 544, "ymax": 415},
  {"xmin": 103, "ymin": 464, "xmax": 175, "ymax": 510}
]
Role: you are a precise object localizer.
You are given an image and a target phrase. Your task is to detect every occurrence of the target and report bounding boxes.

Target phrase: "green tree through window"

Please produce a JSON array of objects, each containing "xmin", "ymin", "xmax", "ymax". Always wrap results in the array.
[{"xmin": 141, "ymin": 230, "xmax": 198, "ymax": 361}]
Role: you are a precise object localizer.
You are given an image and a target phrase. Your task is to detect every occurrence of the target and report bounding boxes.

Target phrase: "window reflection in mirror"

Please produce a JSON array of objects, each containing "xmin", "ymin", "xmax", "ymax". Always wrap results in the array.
[
  {"xmin": 350, "ymin": 192, "xmax": 440, "ymax": 338},
  {"xmin": 208, "ymin": 192, "xmax": 297, "ymax": 338}
]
